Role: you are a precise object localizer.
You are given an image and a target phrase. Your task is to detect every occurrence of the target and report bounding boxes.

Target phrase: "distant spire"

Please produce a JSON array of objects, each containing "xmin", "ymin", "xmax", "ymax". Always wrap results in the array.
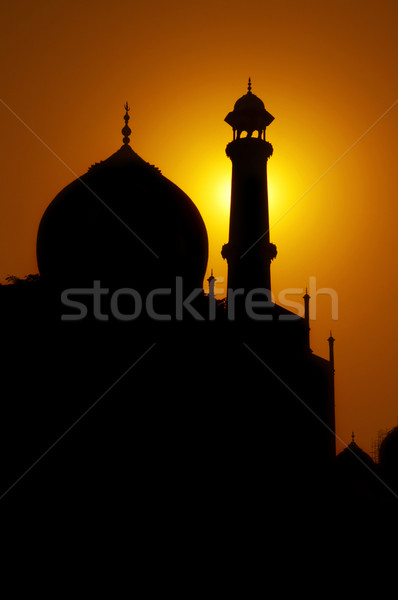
[
  {"xmin": 303, "ymin": 287, "xmax": 311, "ymax": 350},
  {"xmin": 207, "ymin": 268, "xmax": 216, "ymax": 284},
  {"xmin": 351, "ymin": 431, "xmax": 355, "ymax": 443},
  {"xmin": 328, "ymin": 331, "xmax": 335, "ymax": 371},
  {"xmin": 207, "ymin": 269, "xmax": 216, "ymax": 301},
  {"xmin": 248, "ymin": 77, "xmax": 252, "ymax": 93},
  {"xmin": 122, "ymin": 101, "xmax": 132, "ymax": 145}
]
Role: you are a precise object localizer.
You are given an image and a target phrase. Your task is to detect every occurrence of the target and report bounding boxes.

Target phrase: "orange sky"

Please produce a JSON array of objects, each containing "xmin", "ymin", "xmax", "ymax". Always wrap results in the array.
[{"xmin": 1, "ymin": 0, "xmax": 398, "ymax": 455}]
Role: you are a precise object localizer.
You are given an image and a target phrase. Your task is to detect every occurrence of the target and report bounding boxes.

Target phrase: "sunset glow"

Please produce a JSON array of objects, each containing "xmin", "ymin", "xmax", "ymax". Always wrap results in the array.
[{"xmin": 1, "ymin": 0, "xmax": 398, "ymax": 457}]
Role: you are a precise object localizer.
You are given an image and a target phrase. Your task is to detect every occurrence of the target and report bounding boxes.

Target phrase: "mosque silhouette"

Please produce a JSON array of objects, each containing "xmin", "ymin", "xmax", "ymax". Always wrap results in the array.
[{"xmin": 1, "ymin": 82, "xmax": 397, "ymax": 534}]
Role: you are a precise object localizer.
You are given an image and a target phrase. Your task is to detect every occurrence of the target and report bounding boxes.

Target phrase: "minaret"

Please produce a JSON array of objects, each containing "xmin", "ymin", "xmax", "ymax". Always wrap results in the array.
[{"xmin": 222, "ymin": 80, "xmax": 277, "ymax": 300}]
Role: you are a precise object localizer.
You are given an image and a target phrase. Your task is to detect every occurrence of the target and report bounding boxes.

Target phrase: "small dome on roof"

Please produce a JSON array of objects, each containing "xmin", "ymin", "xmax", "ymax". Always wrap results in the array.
[{"xmin": 335, "ymin": 433, "xmax": 375, "ymax": 472}]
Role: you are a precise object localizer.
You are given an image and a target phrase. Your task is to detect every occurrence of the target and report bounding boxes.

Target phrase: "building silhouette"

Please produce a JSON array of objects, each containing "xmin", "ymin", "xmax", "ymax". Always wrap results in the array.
[{"xmin": 1, "ymin": 82, "xmax": 396, "ymax": 539}]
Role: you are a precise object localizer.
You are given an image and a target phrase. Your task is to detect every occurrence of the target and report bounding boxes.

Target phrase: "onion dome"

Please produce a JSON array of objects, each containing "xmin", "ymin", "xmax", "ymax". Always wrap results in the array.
[{"xmin": 37, "ymin": 103, "xmax": 208, "ymax": 292}]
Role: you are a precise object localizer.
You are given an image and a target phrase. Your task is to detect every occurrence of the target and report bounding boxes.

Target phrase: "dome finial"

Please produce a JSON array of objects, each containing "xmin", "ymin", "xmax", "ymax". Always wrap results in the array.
[
  {"xmin": 122, "ymin": 101, "xmax": 132, "ymax": 145},
  {"xmin": 248, "ymin": 77, "xmax": 252, "ymax": 93}
]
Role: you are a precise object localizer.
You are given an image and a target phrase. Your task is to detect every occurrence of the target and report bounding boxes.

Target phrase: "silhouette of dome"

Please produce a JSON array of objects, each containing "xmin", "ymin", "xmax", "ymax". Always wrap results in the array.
[
  {"xmin": 335, "ymin": 434, "xmax": 375, "ymax": 473},
  {"xmin": 37, "ymin": 106, "xmax": 208, "ymax": 291}
]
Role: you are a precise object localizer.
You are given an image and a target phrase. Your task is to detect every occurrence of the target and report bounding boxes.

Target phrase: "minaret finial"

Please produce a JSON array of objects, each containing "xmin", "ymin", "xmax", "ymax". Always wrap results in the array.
[
  {"xmin": 248, "ymin": 77, "xmax": 252, "ymax": 93},
  {"xmin": 122, "ymin": 101, "xmax": 132, "ymax": 145}
]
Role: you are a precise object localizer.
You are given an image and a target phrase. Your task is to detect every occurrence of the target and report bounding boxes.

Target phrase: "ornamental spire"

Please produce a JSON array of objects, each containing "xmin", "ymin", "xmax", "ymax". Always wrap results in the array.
[
  {"xmin": 122, "ymin": 101, "xmax": 131, "ymax": 145},
  {"xmin": 248, "ymin": 77, "xmax": 252, "ymax": 93}
]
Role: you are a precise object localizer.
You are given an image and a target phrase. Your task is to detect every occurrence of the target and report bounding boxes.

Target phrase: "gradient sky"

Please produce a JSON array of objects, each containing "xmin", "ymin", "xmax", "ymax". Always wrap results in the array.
[{"xmin": 1, "ymin": 0, "xmax": 398, "ymax": 455}]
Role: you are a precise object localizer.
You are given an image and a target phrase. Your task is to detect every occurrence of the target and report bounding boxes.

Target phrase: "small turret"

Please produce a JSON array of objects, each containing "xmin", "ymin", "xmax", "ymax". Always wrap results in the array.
[
  {"xmin": 303, "ymin": 288, "xmax": 311, "ymax": 351},
  {"xmin": 328, "ymin": 331, "xmax": 335, "ymax": 372},
  {"xmin": 224, "ymin": 78, "xmax": 274, "ymax": 141},
  {"xmin": 207, "ymin": 269, "xmax": 216, "ymax": 301}
]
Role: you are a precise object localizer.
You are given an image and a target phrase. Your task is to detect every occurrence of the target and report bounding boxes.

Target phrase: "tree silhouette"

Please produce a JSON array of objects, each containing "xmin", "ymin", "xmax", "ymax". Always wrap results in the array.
[{"xmin": 5, "ymin": 274, "xmax": 40, "ymax": 285}]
